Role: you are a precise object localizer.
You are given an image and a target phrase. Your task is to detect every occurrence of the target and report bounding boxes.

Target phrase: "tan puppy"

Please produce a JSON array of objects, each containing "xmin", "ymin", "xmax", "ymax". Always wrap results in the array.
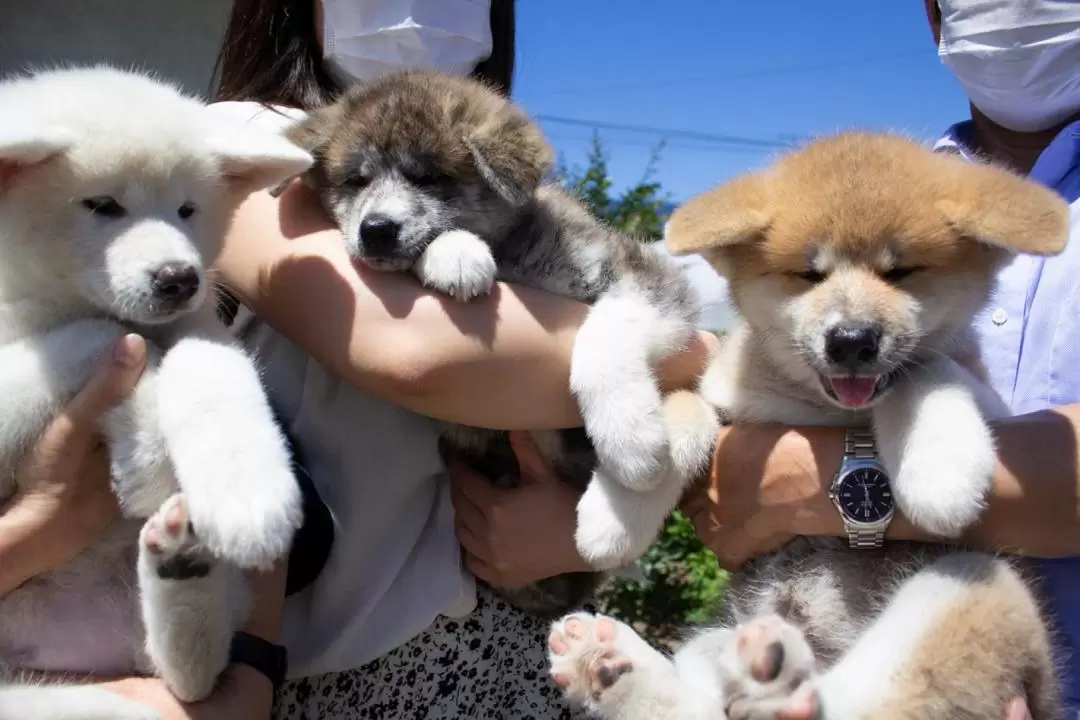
[{"xmin": 547, "ymin": 133, "xmax": 1069, "ymax": 719}]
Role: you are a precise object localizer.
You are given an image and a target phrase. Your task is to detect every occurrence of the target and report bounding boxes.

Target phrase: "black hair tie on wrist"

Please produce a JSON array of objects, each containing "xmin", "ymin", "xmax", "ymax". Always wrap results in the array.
[{"xmin": 230, "ymin": 631, "xmax": 288, "ymax": 690}]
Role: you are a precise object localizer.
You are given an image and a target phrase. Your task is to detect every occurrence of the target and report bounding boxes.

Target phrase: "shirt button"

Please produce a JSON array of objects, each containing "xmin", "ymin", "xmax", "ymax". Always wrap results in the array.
[{"xmin": 991, "ymin": 308, "xmax": 1008, "ymax": 326}]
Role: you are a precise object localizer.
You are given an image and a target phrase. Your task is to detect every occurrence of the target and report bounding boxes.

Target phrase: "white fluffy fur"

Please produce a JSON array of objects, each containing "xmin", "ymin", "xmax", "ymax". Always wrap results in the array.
[
  {"xmin": 0, "ymin": 66, "xmax": 312, "ymax": 719},
  {"xmin": 414, "ymin": 229, "xmax": 498, "ymax": 300},
  {"xmin": 547, "ymin": 556, "xmax": 989, "ymax": 720}
]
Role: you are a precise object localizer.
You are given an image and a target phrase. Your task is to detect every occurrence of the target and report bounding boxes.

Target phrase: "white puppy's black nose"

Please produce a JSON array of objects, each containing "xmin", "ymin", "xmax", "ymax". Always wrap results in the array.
[
  {"xmin": 151, "ymin": 263, "xmax": 200, "ymax": 303},
  {"xmin": 825, "ymin": 325, "xmax": 881, "ymax": 367},
  {"xmin": 359, "ymin": 213, "xmax": 402, "ymax": 255}
]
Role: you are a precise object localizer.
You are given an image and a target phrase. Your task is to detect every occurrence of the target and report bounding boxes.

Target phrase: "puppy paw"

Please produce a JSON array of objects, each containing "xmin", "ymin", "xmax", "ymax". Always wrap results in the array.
[
  {"xmin": 573, "ymin": 480, "xmax": 658, "ymax": 570},
  {"xmin": 139, "ymin": 494, "xmax": 214, "ymax": 581},
  {"xmin": 414, "ymin": 229, "xmax": 497, "ymax": 301},
  {"xmin": 549, "ymin": 614, "xmax": 635, "ymax": 705},
  {"xmin": 879, "ymin": 415, "xmax": 994, "ymax": 538},
  {"xmin": 186, "ymin": 463, "xmax": 303, "ymax": 571},
  {"xmin": 723, "ymin": 616, "xmax": 821, "ymax": 720}
]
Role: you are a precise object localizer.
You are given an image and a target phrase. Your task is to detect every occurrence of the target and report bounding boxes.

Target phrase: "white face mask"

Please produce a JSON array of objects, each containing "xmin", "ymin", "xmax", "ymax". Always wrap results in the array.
[
  {"xmin": 937, "ymin": 0, "xmax": 1080, "ymax": 132},
  {"xmin": 322, "ymin": 0, "xmax": 494, "ymax": 87}
]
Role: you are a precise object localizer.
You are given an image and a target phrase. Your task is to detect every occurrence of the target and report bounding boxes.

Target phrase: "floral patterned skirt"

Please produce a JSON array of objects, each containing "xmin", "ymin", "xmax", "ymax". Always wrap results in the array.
[{"xmin": 272, "ymin": 585, "xmax": 588, "ymax": 719}]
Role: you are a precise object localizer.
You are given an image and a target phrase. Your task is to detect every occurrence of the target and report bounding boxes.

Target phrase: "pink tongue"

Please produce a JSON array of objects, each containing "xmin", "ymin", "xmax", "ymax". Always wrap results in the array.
[{"xmin": 829, "ymin": 377, "xmax": 878, "ymax": 408}]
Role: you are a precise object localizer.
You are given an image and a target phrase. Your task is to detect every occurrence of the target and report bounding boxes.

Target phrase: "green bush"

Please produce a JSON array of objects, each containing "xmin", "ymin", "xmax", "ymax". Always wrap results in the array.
[{"xmin": 557, "ymin": 134, "xmax": 727, "ymax": 644}]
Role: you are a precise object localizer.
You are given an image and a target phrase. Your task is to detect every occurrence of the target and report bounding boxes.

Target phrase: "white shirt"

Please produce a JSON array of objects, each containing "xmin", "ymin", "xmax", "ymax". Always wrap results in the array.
[{"xmin": 210, "ymin": 101, "xmax": 476, "ymax": 679}]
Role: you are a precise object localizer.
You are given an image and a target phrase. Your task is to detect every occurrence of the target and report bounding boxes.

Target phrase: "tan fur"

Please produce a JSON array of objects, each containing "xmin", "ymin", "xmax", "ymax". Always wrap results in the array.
[
  {"xmin": 873, "ymin": 556, "xmax": 1059, "ymax": 720},
  {"xmin": 662, "ymin": 133, "xmax": 1071, "ymax": 718}
]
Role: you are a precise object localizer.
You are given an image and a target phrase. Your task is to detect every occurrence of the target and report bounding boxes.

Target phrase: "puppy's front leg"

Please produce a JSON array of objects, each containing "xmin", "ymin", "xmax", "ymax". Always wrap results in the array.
[
  {"xmin": 154, "ymin": 327, "xmax": 301, "ymax": 570},
  {"xmin": 871, "ymin": 357, "xmax": 998, "ymax": 537},
  {"xmin": 413, "ymin": 229, "xmax": 497, "ymax": 301},
  {"xmin": 137, "ymin": 494, "xmax": 246, "ymax": 703}
]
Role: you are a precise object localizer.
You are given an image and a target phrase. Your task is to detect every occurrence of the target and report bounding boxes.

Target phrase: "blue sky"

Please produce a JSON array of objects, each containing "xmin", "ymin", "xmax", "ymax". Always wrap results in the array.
[{"xmin": 512, "ymin": 0, "xmax": 972, "ymax": 203}]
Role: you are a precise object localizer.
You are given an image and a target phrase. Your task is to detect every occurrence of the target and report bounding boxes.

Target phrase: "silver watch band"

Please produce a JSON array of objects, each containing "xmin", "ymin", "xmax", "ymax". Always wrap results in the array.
[{"xmin": 842, "ymin": 429, "xmax": 887, "ymax": 549}]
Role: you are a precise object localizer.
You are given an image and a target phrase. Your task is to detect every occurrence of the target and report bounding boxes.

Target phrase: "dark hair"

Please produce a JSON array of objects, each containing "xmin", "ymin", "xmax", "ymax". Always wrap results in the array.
[{"xmin": 212, "ymin": 0, "xmax": 516, "ymax": 108}]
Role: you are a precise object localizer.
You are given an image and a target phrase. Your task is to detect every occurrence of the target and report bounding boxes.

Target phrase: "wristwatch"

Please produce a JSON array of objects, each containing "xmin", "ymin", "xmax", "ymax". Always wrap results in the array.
[{"xmin": 828, "ymin": 428, "xmax": 894, "ymax": 549}]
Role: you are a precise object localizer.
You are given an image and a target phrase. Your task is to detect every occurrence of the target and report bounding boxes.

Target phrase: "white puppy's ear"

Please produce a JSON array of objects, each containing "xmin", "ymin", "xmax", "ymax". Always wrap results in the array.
[
  {"xmin": 666, "ymin": 172, "xmax": 772, "ymax": 256},
  {"xmin": 0, "ymin": 124, "xmax": 73, "ymax": 190},
  {"xmin": 204, "ymin": 122, "xmax": 314, "ymax": 192}
]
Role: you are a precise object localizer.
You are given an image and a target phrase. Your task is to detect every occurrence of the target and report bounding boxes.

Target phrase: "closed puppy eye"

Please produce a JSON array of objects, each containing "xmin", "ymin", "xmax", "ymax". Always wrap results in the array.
[
  {"xmin": 881, "ymin": 266, "xmax": 925, "ymax": 283},
  {"xmin": 405, "ymin": 170, "xmax": 442, "ymax": 188},
  {"xmin": 178, "ymin": 202, "xmax": 197, "ymax": 220},
  {"xmin": 789, "ymin": 269, "xmax": 827, "ymax": 284},
  {"xmin": 81, "ymin": 196, "xmax": 127, "ymax": 219},
  {"xmin": 343, "ymin": 173, "xmax": 370, "ymax": 188}
]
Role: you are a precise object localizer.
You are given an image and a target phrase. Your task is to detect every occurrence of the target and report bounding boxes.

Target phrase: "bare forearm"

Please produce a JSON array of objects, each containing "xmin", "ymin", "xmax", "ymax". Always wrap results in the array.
[
  {"xmin": 765, "ymin": 405, "xmax": 1080, "ymax": 557},
  {"xmin": 219, "ymin": 185, "xmax": 708, "ymax": 431}
]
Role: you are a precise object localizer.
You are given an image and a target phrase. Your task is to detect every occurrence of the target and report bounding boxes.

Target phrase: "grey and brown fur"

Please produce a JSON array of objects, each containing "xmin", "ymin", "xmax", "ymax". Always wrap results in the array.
[
  {"xmin": 548, "ymin": 133, "xmax": 1069, "ymax": 719},
  {"xmin": 277, "ymin": 70, "xmax": 720, "ymax": 618}
]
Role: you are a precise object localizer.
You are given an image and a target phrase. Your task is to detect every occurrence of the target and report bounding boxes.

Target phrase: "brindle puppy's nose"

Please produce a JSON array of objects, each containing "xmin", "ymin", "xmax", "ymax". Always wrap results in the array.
[
  {"xmin": 359, "ymin": 213, "xmax": 402, "ymax": 256},
  {"xmin": 151, "ymin": 263, "xmax": 200, "ymax": 303},
  {"xmin": 825, "ymin": 325, "xmax": 881, "ymax": 368}
]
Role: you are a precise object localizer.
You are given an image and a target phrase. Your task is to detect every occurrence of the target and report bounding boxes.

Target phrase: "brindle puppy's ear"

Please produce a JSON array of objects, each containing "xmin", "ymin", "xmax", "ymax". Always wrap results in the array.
[
  {"xmin": 665, "ymin": 172, "xmax": 772, "ymax": 256},
  {"xmin": 936, "ymin": 157, "xmax": 1071, "ymax": 257},
  {"xmin": 465, "ymin": 104, "xmax": 554, "ymax": 207}
]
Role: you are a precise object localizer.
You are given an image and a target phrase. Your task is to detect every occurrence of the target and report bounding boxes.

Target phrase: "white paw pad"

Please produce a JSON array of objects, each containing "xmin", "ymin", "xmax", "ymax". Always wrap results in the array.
[
  {"xmin": 723, "ymin": 616, "xmax": 820, "ymax": 720},
  {"xmin": 415, "ymin": 229, "xmax": 497, "ymax": 301},
  {"xmin": 140, "ymin": 494, "xmax": 214, "ymax": 581},
  {"xmin": 548, "ymin": 614, "xmax": 633, "ymax": 704}
]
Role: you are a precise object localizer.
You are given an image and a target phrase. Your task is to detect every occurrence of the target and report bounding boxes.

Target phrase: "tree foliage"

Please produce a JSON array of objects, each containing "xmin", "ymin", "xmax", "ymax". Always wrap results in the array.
[
  {"xmin": 556, "ymin": 133, "xmax": 727, "ymax": 645},
  {"xmin": 556, "ymin": 132, "xmax": 671, "ymax": 242}
]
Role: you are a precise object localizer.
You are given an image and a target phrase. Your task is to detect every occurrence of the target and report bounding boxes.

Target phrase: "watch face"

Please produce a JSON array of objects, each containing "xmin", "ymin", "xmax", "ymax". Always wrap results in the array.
[{"xmin": 836, "ymin": 468, "xmax": 893, "ymax": 524}]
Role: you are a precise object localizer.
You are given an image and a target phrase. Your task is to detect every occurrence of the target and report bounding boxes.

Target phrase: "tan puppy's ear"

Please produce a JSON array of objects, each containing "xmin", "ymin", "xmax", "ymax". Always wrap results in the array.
[
  {"xmin": 665, "ymin": 172, "xmax": 772, "ymax": 256},
  {"xmin": 936, "ymin": 159, "xmax": 1071, "ymax": 256}
]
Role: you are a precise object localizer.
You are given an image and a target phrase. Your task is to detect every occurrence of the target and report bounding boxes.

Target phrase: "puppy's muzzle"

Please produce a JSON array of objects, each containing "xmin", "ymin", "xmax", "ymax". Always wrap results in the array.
[
  {"xmin": 151, "ymin": 262, "xmax": 201, "ymax": 305},
  {"xmin": 359, "ymin": 213, "xmax": 403, "ymax": 258},
  {"xmin": 825, "ymin": 324, "xmax": 881, "ymax": 370}
]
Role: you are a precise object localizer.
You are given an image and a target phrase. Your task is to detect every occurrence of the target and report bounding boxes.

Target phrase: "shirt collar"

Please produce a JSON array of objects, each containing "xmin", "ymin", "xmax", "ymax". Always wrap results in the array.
[{"xmin": 935, "ymin": 119, "xmax": 1080, "ymax": 198}]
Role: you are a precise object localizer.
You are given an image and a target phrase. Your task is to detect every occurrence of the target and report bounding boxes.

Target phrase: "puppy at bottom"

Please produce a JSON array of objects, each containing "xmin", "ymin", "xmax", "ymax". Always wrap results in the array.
[
  {"xmin": 278, "ymin": 70, "xmax": 719, "ymax": 618},
  {"xmin": 548, "ymin": 133, "xmax": 1069, "ymax": 719},
  {"xmin": 0, "ymin": 67, "xmax": 311, "ymax": 720}
]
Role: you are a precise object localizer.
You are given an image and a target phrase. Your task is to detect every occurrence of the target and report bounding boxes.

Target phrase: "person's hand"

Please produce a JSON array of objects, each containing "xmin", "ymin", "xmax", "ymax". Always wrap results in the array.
[
  {"xmin": 1004, "ymin": 697, "xmax": 1031, "ymax": 720},
  {"xmin": 7, "ymin": 334, "xmax": 148, "ymax": 573},
  {"xmin": 101, "ymin": 664, "xmax": 273, "ymax": 720},
  {"xmin": 657, "ymin": 331, "xmax": 722, "ymax": 393},
  {"xmin": 450, "ymin": 431, "xmax": 592, "ymax": 588},
  {"xmin": 679, "ymin": 424, "xmax": 841, "ymax": 571}
]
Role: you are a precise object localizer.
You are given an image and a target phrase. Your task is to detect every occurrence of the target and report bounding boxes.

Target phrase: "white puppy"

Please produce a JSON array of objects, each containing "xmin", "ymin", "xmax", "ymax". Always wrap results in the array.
[{"xmin": 0, "ymin": 67, "xmax": 312, "ymax": 720}]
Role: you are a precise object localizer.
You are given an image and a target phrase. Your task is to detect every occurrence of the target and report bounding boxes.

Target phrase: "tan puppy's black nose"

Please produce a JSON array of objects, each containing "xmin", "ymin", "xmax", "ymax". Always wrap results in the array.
[
  {"xmin": 826, "ymin": 325, "xmax": 881, "ymax": 368},
  {"xmin": 151, "ymin": 263, "xmax": 200, "ymax": 302}
]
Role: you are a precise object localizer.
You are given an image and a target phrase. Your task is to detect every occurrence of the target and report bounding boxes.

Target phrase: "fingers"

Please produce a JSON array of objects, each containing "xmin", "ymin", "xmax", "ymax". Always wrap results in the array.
[
  {"xmin": 508, "ymin": 431, "xmax": 556, "ymax": 485},
  {"xmin": 447, "ymin": 454, "xmax": 499, "ymax": 508},
  {"xmin": 42, "ymin": 334, "xmax": 148, "ymax": 451},
  {"xmin": 1004, "ymin": 698, "xmax": 1032, "ymax": 720},
  {"xmin": 657, "ymin": 330, "xmax": 717, "ymax": 392}
]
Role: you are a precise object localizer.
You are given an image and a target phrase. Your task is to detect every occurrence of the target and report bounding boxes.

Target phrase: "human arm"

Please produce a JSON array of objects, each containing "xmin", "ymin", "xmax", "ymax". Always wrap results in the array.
[
  {"xmin": 216, "ymin": 183, "xmax": 712, "ymax": 431},
  {"xmin": 0, "ymin": 334, "xmax": 147, "ymax": 597},
  {"xmin": 680, "ymin": 404, "xmax": 1080, "ymax": 570}
]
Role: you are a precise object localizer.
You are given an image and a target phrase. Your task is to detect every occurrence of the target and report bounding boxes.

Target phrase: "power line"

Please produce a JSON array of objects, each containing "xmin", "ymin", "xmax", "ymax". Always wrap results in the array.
[
  {"xmin": 535, "ymin": 114, "xmax": 802, "ymax": 151},
  {"xmin": 544, "ymin": 131, "xmax": 782, "ymax": 156},
  {"xmin": 527, "ymin": 49, "xmax": 926, "ymax": 97}
]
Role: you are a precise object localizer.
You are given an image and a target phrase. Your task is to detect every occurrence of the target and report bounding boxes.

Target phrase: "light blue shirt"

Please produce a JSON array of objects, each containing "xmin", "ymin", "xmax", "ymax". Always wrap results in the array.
[{"xmin": 937, "ymin": 120, "xmax": 1080, "ymax": 712}]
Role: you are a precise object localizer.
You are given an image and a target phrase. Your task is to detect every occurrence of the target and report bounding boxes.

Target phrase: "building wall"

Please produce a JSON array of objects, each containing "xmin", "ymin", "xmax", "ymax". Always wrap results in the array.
[{"xmin": 0, "ymin": 0, "xmax": 231, "ymax": 97}]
